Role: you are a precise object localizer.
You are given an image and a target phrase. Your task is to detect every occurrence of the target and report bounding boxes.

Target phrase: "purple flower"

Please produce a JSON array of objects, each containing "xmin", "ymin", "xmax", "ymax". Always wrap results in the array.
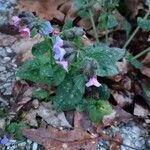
[
  {"xmin": 39, "ymin": 21, "xmax": 54, "ymax": 36},
  {"xmin": 1, "ymin": 135, "xmax": 9, "ymax": 145},
  {"xmin": 86, "ymin": 76, "xmax": 101, "ymax": 87},
  {"xmin": 54, "ymin": 36, "xmax": 63, "ymax": 47},
  {"xmin": 56, "ymin": 60, "xmax": 68, "ymax": 72},
  {"xmin": 53, "ymin": 46, "xmax": 66, "ymax": 61},
  {"xmin": 11, "ymin": 16, "xmax": 21, "ymax": 27},
  {"xmin": 19, "ymin": 27, "xmax": 30, "ymax": 38}
]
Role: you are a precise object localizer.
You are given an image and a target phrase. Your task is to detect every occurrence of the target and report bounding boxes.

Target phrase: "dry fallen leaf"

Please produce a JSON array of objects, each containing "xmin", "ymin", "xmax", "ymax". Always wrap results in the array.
[
  {"xmin": 12, "ymin": 35, "xmax": 43, "ymax": 62},
  {"xmin": 111, "ymin": 90, "xmax": 133, "ymax": 107},
  {"xmin": 17, "ymin": 0, "xmax": 69, "ymax": 22},
  {"xmin": 23, "ymin": 102, "xmax": 72, "ymax": 128},
  {"xmin": 0, "ymin": 33, "xmax": 18, "ymax": 47},
  {"xmin": 22, "ymin": 108, "xmax": 99, "ymax": 150},
  {"xmin": 102, "ymin": 106, "xmax": 132, "ymax": 126},
  {"xmin": 134, "ymin": 103, "xmax": 149, "ymax": 118}
]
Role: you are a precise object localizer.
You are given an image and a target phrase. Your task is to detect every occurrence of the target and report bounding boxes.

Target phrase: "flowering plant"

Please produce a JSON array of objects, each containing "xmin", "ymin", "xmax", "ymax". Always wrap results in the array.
[{"xmin": 16, "ymin": 1, "xmax": 126, "ymax": 123}]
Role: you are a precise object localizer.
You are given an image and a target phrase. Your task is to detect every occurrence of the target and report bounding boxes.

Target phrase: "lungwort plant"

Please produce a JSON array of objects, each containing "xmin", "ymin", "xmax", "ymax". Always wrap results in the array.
[{"xmin": 15, "ymin": 0, "xmax": 128, "ymax": 123}]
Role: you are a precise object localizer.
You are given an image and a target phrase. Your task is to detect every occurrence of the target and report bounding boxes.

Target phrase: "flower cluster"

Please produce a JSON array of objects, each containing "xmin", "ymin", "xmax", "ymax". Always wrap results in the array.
[
  {"xmin": 53, "ymin": 36, "xmax": 68, "ymax": 72},
  {"xmin": 11, "ymin": 16, "xmax": 30, "ymax": 38},
  {"xmin": 12, "ymin": 14, "xmax": 101, "ymax": 87}
]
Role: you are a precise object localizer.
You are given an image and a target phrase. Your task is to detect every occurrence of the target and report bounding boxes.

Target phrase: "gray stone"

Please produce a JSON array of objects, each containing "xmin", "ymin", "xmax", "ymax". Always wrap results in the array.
[
  {"xmin": 17, "ymin": 142, "xmax": 26, "ymax": 147},
  {"xmin": 32, "ymin": 142, "xmax": 38, "ymax": 150},
  {"xmin": 4, "ymin": 57, "xmax": 11, "ymax": 62},
  {"xmin": 27, "ymin": 139, "xmax": 32, "ymax": 145},
  {"xmin": 5, "ymin": 47, "xmax": 12, "ymax": 53},
  {"xmin": 0, "ymin": 66, "xmax": 6, "ymax": 72}
]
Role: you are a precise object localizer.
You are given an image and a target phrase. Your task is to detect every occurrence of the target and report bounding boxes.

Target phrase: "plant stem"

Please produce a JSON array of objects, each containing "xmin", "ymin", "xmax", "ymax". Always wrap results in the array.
[
  {"xmin": 133, "ymin": 47, "xmax": 150, "ymax": 59},
  {"xmin": 123, "ymin": 10, "xmax": 150, "ymax": 49},
  {"xmin": 89, "ymin": 9, "xmax": 99, "ymax": 43}
]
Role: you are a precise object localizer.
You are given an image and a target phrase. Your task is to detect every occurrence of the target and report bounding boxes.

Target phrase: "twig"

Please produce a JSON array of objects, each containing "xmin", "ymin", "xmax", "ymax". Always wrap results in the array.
[
  {"xmin": 89, "ymin": 9, "xmax": 99, "ymax": 43},
  {"xmin": 133, "ymin": 46, "xmax": 150, "ymax": 59}
]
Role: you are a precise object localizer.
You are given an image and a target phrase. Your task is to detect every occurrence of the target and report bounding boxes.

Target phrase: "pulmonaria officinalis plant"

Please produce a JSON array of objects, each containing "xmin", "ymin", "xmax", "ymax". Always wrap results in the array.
[{"xmin": 16, "ymin": 1, "xmax": 129, "ymax": 123}]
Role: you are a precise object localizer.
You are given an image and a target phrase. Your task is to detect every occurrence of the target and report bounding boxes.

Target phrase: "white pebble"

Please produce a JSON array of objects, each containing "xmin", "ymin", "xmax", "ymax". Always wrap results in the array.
[{"xmin": 32, "ymin": 142, "xmax": 38, "ymax": 150}]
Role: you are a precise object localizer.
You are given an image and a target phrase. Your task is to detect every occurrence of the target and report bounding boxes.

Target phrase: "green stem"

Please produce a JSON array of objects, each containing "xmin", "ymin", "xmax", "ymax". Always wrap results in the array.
[
  {"xmin": 133, "ymin": 47, "xmax": 150, "ymax": 59},
  {"xmin": 123, "ymin": 10, "xmax": 150, "ymax": 49},
  {"xmin": 89, "ymin": 9, "xmax": 99, "ymax": 43}
]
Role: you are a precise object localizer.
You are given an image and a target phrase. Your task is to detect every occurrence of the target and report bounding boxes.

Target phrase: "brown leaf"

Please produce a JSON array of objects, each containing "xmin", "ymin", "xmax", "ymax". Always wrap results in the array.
[
  {"xmin": 12, "ymin": 35, "xmax": 43, "ymax": 62},
  {"xmin": 134, "ymin": 103, "xmax": 149, "ymax": 118},
  {"xmin": 0, "ymin": 33, "xmax": 18, "ymax": 47},
  {"xmin": 74, "ymin": 111, "xmax": 96, "ymax": 134},
  {"xmin": 22, "ymin": 126, "xmax": 98, "ymax": 150},
  {"xmin": 111, "ymin": 90, "xmax": 133, "ymax": 107},
  {"xmin": 110, "ymin": 133, "xmax": 122, "ymax": 150},
  {"xmin": 102, "ymin": 106, "xmax": 132, "ymax": 126},
  {"xmin": 17, "ymin": 0, "xmax": 68, "ymax": 22},
  {"xmin": 23, "ymin": 102, "xmax": 72, "ymax": 128}
]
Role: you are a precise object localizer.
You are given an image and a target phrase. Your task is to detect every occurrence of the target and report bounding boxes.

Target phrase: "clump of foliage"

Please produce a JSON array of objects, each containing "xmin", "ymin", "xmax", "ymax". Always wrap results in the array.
[
  {"xmin": 15, "ymin": 0, "xmax": 150, "ymax": 123},
  {"xmin": 6, "ymin": 122, "xmax": 28, "ymax": 140}
]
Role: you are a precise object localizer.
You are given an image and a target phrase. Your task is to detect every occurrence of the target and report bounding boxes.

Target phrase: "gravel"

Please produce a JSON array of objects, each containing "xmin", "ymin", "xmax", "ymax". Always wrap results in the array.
[
  {"xmin": 0, "ymin": 0, "xmax": 17, "ymax": 26},
  {"xmin": 98, "ymin": 120, "xmax": 150, "ymax": 150}
]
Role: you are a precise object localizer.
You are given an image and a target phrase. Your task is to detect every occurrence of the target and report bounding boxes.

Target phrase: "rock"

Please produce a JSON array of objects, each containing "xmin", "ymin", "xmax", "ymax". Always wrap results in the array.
[
  {"xmin": 0, "ymin": 66, "xmax": 6, "ymax": 72},
  {"xmin": 17, "ymin": 142, "xmax": 26, "ymax": 147},
  {"xmin": 4, "ymin": 57, "xmax": 11, "ymax": 62},
  {"xmin": 5, "ymin": 47, "xmax": 12, "ymax": 53},
  {"xmin": 32, "ymin": 142, "xmax": 38, "ymax": 150},
  {"xmin": 27, "ymin": 139, "xmax": 32, "ymax": 145}
]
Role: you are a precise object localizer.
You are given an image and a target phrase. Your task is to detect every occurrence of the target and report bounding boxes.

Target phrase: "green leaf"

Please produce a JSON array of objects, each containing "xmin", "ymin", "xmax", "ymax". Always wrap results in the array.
[
  {"xmin": 31, "ymin": 27, "xmax": 38, "ymax": 38},
  {"xmin": 62, "ymin": 19, "xmax": 73, "ymax": 30},
  {"xmin": 53, "ymin": 78, "xmax": 83, "ymax": 111},
  {"xmin": 98, "ymin": 84, "xmax": 110, "ymax": 100},
  {"xmin": 123, "ymin": 20, "xmax": 132, "ymax": 39},
  {"xmin": 84, "ymin": 45, "xmax": 125, "ymax": 76},
  {"xmin": 32, "ymin": 39, "xmax": 52, "ymax": 57},
  {"xmin": 86, "ymin": 99, "xmax": 112, "ymax": 123},
  {"xmin": 98, "ymin": 14, "xmax": 118, "ymax": 29},
  {"xmin": 125, "ymin": 53, "xmax": 142, "ymax": 69},
  {"xmin": 73, "ymin": 74, "xmax": 86, "ymax": 94},
  {"xmin": 146, "ymin": 0, "xmax": 150, "ymax": 9},
  {"xmin": 17, "ymin": 56, "xmax": 52, "ymax": 85},
  {"xmin": 96, "ymin": 64, "xmax": 118, "ymax": 76},
  {"xmin": 137, "ymin": 17, "xmax": 150, "ymax": 31},
  {"xmin": 6, "ymin": 122, "xmax": 27, "ymax": 140},
  {"xmin": 142, "ymin": 83, "xmax": 150, "ymax": 97},
  {"xmin": 32, "ymin": 89, "xmax": 49, "ymax": 100},
  {"xmin": 52, "ymin": 66, "xmax": 66, "ymax": 86},
  {"xmin": 0, "ymin": 108, "xmax": 8, "ymax": 118}
]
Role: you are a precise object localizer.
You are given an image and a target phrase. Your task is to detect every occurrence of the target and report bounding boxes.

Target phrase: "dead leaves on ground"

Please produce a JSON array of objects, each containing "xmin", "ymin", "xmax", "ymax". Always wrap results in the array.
[
  {"xmin": 22, "ymin": 102, "xmax": 72, "ymax": 128},
  {"xmin": 22, "ymin": 111, "xmax": 99, "ymax": 150},
  {"xmin": 17, "ymin": 0, "xmax": 70, "ymax": 22}
]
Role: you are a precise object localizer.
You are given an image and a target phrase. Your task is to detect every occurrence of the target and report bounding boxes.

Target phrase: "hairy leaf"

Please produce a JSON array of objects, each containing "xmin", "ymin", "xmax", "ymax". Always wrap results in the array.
[
  {"xmin": 53, "ymin": 79, "xmax": 83, "ymax": 111},
  {"xmin": 32, "ymin": 39, "xmax": 52, "ymax": 57},
  {"xmin": 98, "ymin": 84, "xmax": 110, "ymax": 100},
  {"xmin": 137, "ymin": 17, "xmax": 150, "ymax": 31},
  {"xmin": 98, "ymin": 14, "xmax": 118, "ymax": 29},
  {"xmin": 86, "ymin": 99, "xmax": 112, "ymax": 123}
]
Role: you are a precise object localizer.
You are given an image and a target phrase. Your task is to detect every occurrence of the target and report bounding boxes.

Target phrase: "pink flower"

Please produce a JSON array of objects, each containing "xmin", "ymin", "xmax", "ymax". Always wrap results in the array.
[
  {"xmin": 86, "ymin": 76, "xmax": 101, "ymax": 87},
  {"xmin": 11, "ymin": 16, "xmax": 21, "ymax": 27},
  {"xmin": 53, "ymin": 46, "xmax": 66, "ymax": 61},
  {"xmin": 19, "ymin": 28, "xmax": 30, "ymax": 38},
  {"xmin": 56, "ymin": 60, "xmax": 68, "ymax": 72},
  {"xmin": 52, "ymin": 29, "xmax": 60, "ymax": 36}
]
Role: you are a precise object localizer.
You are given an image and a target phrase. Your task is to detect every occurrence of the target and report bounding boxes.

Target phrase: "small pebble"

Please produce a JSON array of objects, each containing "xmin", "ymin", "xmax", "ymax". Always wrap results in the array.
[
  {"xmin": 5, "ymin": 47, "xmax": 12, "ymax": 53},
  {"xmin": 32, "ymin": 142, "xmax": 38, "ymax": 150},
  {"xmin": 0, "ymin": 66, "xmax": 6, "ymax": 72}
]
